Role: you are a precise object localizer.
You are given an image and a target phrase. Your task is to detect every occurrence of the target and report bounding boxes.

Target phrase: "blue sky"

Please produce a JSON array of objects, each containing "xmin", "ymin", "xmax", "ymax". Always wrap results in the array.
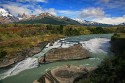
[{"xmin": 0, "ymin": 0, "xmax": 125, "ymax": 24}]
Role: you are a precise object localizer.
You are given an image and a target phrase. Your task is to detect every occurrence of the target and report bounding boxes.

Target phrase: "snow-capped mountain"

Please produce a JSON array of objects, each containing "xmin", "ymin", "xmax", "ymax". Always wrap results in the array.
[
  {"xmin": 118, "ymin": 22, "xmax": 125, "ymax": 26},
  {"xmin": 17, "ymin": 13, "xmax": 31, "ymax": 20},
  {"xmin": 0, "ymin": 8, "xmax": 19, "ymax": 24},
  {"xmin": 16, "ymin": 12, "xmax": 81, "ymax": 25},
  {"xmin": 0, "ymin": 8, "xmax": 13, "ymax": 17},
  {"xmin": 72, "ymin": 18, "xmax": 85, "ymax": 24},
  {"xmin": 72, "ymin": 18, "xmax": 112, "ymax": 26},
  {"xmin": 0, "ymin": 8, "xmax": 113, "ymax": 26}
]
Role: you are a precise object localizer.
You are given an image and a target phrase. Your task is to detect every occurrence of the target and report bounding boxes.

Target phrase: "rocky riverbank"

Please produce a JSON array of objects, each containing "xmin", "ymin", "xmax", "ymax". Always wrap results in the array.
[
  {"xmin": 0, "ymin": 41, "xmax": 48, "ymax": 68},
  {"xmin": 39, "ymin": 44, "xmax": 90, "ymax": 63},
  {"xmin": 34, "ymin": 65, "xmax": 96, "ymax": 83}
]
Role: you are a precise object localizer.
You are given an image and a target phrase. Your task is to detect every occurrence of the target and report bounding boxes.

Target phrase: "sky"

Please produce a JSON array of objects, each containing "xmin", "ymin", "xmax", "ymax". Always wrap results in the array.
[{"xmin": 0, "ymin": 0, "xmax": 125, "ymax": 24}]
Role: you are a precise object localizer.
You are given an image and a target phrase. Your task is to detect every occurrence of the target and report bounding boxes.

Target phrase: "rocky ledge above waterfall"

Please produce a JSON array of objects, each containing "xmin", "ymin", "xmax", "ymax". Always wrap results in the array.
[
  {"xmin": 39, "ymin": 44, "xmax": 90, "ymax": 63},
  {"xmin": 0, "ymin": 41, "xmax": 48, "ymax": 68},
  {"xmin": 34, "ymin": 65, "xmax": 96, "ymax": 83}
]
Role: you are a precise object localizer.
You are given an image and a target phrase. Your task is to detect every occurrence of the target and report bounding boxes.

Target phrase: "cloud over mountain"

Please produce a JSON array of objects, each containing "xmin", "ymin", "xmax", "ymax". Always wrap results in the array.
[{"xmin": 79, "ymin": 7, "xmax": 105, "ymax": 19}]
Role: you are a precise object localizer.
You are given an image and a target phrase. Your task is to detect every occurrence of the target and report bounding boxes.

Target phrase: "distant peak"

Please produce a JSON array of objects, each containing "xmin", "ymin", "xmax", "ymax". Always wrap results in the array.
[
  {"xmin": 39, "ymin": 12, "xmax": 54, "ymax": 17},
  {"xmin": 72, "ymin": 18, "xmax": 85, "ymax": 24},
  {"xmin": 0, "ymin": 8, "xmax": 13, "ymax": 17}
]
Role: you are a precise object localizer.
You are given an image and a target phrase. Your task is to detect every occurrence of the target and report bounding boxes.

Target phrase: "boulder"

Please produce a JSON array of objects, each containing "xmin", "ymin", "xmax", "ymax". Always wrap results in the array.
[
  {"xmin": 36, "ymin": 65, "xmax": 96, "ymax": 83},
  {"xmin": 39, "ymin": 44, "xmax": 90, "ymax": 63}
]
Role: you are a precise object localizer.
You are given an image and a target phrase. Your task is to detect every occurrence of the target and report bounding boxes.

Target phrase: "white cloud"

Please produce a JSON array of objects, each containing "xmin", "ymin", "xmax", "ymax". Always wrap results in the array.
[
  {"xmin": 1, "ymin": 4, "xmax": 32, "ymax": 16},
  {"xmin": 33, "ymin": 9, "xmax": 44, "ymax": 15},
  {"xmin": 57, "ymin": 10, "xmax": 79, "ymax": 15},
  {"xmin": 45, "ymin": 8, "xmax": 57, "ymax": 16},
  {"xmin": 79, "ymin": 7, "xmax": 105, "ymax": 19},
  {"xmin": 16, "ymin": 0, "xmax": 47, "ymax": 3},
  {"xmin": 79, "ymin": 7, "xmax": 125, "ymax": 24},
  {"xmin": 92, "ymin": 16, "xmax": 125, "ymax": 25},
  {"xmin": 57, "ymin": 10, "xmax": 79, "ymax": 17},
  {"xmin": 99, "ymin": 0, "xmax": 125, "ymax": 10},
  {"xmin": 35, "ymin": 0, "xmax": 47, "ymax": 2},
  {"xmin": 101, "ymin": 0, "xmax": 110, "ymax": 3},
  {"xmin": 1, "ymin": 3, "xmax": 43, "ymax": 16}
]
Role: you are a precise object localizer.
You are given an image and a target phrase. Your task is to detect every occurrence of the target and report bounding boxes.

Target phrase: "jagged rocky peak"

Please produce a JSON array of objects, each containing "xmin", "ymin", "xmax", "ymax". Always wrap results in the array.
[
  {"xmin": 72, "ymin": 18, "xmax": 111, "ymax": 26},
  {"xmin": 119, "ymin": 22, "xmax": 125, "ymax": 26},
  {"xmin": 72, "ymin": 18, "xmax": 85, "ymax": 24},
  {"xmin": 0, "ymin": 8, "xmax": 13, "ymax": 17},
  {"xmin": 0, "ymin": 8, "xmax": 19, "ymax": 24},
  {"xmin": 17, "ymin": 13, "xmax": 31, "ymax": 20},
  {"xmin": 59, "ymin": 16, "xmax": 65, "ymax": 19},
  {"xmin": 39, "ymin": 12, "xmax": 54, "ymax": 17}
]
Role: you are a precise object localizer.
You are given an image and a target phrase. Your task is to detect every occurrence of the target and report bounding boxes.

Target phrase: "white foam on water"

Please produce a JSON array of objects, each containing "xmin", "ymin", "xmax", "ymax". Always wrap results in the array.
[
  {"xmin": 0, "ymin": 39, "xmax": 71, "ymax": 80},
  {"xmin": 85, "ymin": 64, "xmax": 90, "ymax": 66},
  {"xmin": 45, "ymin": 43, "xmax": 50, "ymax": 48},
  {"xmin": 61, "ymin": 43, "xmax": 74, "ymax": 48},
  {"xmin": 80, "ymin": 38, "xmax": 110, "ymax": 53},
  {"xmin": 0, "ymin": 58, "xmax": 38, "ymax": 80},
  {"xmin": 89, "ymin": 58, "xmax": 100, "ymax": 60}
]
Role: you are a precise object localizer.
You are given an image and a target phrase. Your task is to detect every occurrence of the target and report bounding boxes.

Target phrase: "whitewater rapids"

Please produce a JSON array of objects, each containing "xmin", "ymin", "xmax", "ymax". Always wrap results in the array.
[{"xmin": 0, "ymin": 38, "xmax": 110, "ymax": 80}]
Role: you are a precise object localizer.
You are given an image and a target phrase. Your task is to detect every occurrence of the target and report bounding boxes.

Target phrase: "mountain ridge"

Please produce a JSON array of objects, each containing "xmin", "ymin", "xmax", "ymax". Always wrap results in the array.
[
  {"xmin": 0, "ymin": 8, "xmax": 124, "ymax": 26},
  {"xmin": 0, "ymin": 8, "xmax": 19, "ymax": 24}
]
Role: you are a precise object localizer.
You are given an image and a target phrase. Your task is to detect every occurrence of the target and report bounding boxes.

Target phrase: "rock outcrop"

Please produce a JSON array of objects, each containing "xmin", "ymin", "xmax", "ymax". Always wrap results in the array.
[
  {"xmin": 0, "ymin": 42, "xmax": 48, "ymax": 68},
  {"xmin": 39, "ymin": 44, "xmax": 90, "ymax": 63},
  {"xmin": 34, "ymin": 65, "xmax": 96, "ymax": 83}
]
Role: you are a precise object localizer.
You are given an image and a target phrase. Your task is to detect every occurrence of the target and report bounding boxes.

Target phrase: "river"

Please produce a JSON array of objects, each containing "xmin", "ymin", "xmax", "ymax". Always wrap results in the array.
[{"xmin": 0, "ymin": 34, "xmax": 112, "ymax": 83}]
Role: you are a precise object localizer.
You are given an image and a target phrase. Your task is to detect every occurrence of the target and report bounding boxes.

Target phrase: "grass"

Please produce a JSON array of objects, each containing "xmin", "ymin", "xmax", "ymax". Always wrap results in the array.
[
  {"xmin": 112, "ymin": 33, "xmax": 125, "ymax": 39},
  {"xmin": 0, "ymin": 33, "xmax": 64, "ymax": 58}
]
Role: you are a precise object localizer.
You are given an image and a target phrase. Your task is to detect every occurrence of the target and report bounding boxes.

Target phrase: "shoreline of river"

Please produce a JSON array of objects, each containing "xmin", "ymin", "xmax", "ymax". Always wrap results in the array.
[{"xmin": 0, "ymin": 41, "xmax": 49, "ymax": 68}]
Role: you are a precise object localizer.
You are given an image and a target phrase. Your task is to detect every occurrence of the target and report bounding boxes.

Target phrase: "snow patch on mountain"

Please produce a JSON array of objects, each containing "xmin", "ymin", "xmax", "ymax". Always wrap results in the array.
[
  {"xmin": 72, "ymin": 18, "xmax": 85, "ymax": 24},
  {"xmin": 0, "ymin": 8, "xmax": 13, "ymax": 17}
]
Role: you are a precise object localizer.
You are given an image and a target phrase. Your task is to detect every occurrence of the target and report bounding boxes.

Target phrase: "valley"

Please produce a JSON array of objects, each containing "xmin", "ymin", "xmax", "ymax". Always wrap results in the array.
[{"xmin": 0, "ymin": 1, "xmax": 125, "ymax": 83}]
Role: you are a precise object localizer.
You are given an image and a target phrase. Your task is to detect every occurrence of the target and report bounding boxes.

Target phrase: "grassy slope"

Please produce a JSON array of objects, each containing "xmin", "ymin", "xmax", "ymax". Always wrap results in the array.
[{"xmin": 0, "ymin": 25, "xmax": 64, "ymax": 59}]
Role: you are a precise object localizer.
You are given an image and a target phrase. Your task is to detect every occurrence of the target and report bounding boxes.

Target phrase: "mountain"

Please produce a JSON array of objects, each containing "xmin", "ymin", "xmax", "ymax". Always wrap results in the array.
[
  {"xmin": 16, "ymin": 13, "xmax": 81, "ymax": 25},
  {"xmin": 0, "ymin": 8, "xmax": 113, "ymax": 26},
  {"xmin": 0, "ymin": 8, "xmax": 19, "ymax": 24},
  {"xmin": 118, "ymin": 23, "xmax": 125, "ymax": 26},
  {"xmin": 16, "ymin": 13, "xmax": 111, "ymax": 26},
  {"xmin": 72, "ymin": 18, "xmax": 112, "ymax": 26},
  {"xmin": 17, "ymin": 13, "xmax": 31, "ymax": 20}
]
